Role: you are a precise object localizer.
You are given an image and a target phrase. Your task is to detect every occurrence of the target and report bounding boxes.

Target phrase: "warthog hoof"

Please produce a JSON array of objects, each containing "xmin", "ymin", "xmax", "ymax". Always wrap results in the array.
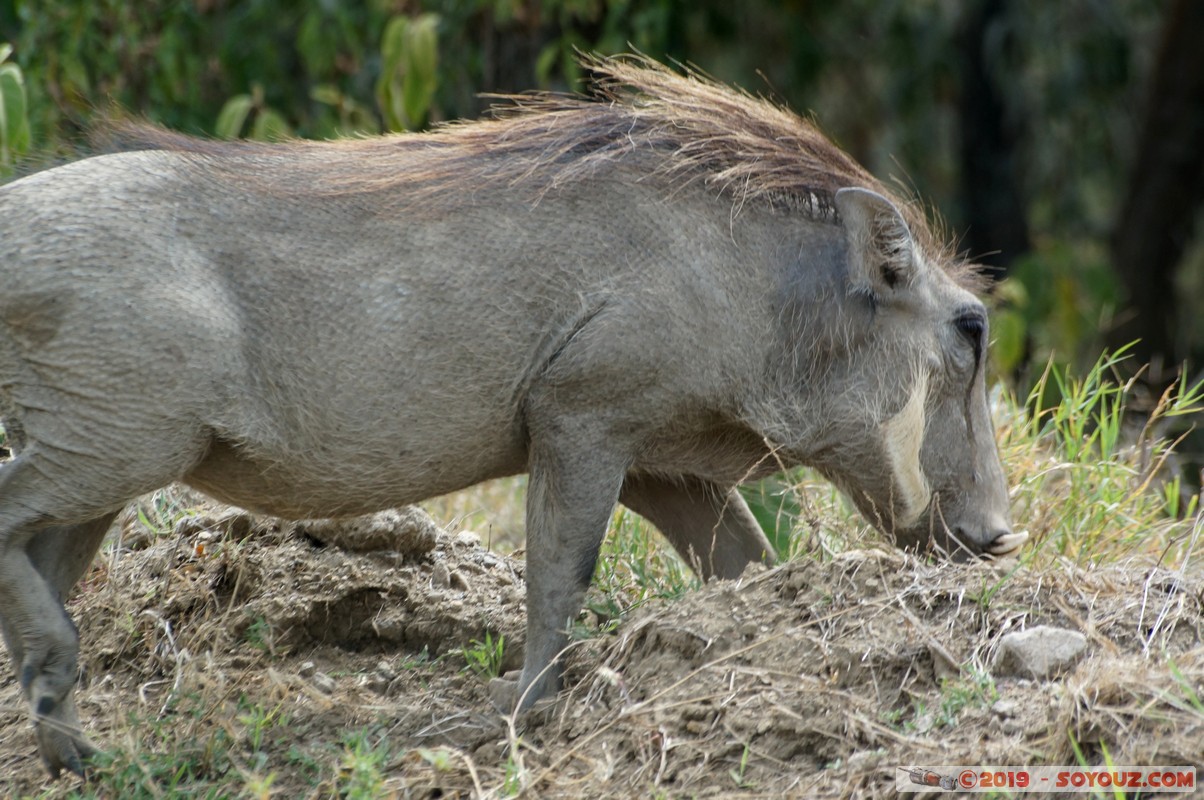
[
  {"xmin": 488, "ymin": 669, "xmax": 557, "ymax": 715},
  {"xmin": 488, "ymin": 670, "xmax": 521, "ymax": 712},
  {"xmin": 35, "ymin": 707, "xmax": 98, "ymax": 779}
]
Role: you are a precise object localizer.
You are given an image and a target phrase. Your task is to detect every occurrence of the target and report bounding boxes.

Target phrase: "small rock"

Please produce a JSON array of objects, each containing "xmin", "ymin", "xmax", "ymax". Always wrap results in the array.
[
  {"xmin": 455, "ymin": 530, "xmax": 482, "ymax": 548},
  {"xmin": 298, "ymin": 660, "xmax": 317, "ymax": 678},
  {"xmin": 367, "ymin": 666, "xmax": 393, "ymax": 694},
  {"xmin": 992, "ymin": 698, "xmax": 1018, "ymax": 718},
  {"xmin": 474, "ymin": 740, "xmax": 505, "ymax": 762},
  {"xmin": 991, "ymin": 626, "xmax": 1087, "ymax": 679},
  {"xmin": 370, "ymin": 614, "xmax": 405, "ymax": 642},
  {"xmin": 846, "ymin": 749, "xmax": 886, "ymax": 772},
  {"xmin": 431, "ymin": 560, "xmax": 452, "ymax": 588},
  {"xmin": 311, "ymin": 671, "xmax": 336, "ymax": 695},
  {"xmin": 449, "ymin": 569, "xmax": 470, "ymax": 591}
]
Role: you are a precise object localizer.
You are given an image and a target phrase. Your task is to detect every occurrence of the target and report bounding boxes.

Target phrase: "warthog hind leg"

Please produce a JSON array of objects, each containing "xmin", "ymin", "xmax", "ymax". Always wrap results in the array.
[
  {"xmin": 620, "ymin": 474, "xmax": 775, "ymax": 580},
  {"xmin": 0, "ymin": 455, "xmax": 118, "ymax": 778}
]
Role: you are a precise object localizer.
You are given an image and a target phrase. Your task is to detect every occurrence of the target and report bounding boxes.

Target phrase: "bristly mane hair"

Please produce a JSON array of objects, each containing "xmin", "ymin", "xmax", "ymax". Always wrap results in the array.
[{"xmin": 115, "ymin": 54, "xmax": 974, "ymax": 283}]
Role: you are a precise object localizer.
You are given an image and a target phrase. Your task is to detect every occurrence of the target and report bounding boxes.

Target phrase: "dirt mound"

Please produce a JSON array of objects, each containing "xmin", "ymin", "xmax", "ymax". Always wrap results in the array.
[
  {"xmin": 548, "ymin": 550, "xmax": 1203, "ymax": 796},
  {"xmin": 2, "ymin": 505, "xmax": 1202, "ymax": 798}
]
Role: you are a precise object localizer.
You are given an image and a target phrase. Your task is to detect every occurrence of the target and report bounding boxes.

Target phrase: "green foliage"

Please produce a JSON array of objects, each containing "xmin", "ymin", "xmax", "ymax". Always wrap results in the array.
[
  {"xmin": 900, "ymin": 670, "xmax": 995, "ymax": 733},
  {"xmin": 243, "ymin": 616, "xmax": 273, "ymax": 653},
  {"xmin": 935, "ymin": 669, "xmax": 997, "ymax": 728},
  {"xmin": 0, "ymin": 42, "xmax": 28, "ymax": 171},
  {"xmin": 461, "ymin": 631, "xmax": 505, "ymax": 678},
  {"xmin": 728, "ymin": 742, "xmax": 755, "ymax": 789},
  {"xmin": 130, "ymin": 488, "xmax": 200, "ymax": 538},
  {"xmin": 336, "ymin": 730, "xmax": 389, "ymax": 800},
  {"xmin": 590, "ymin": 507, "xmax": 695, "ymax": 623},
  {"xmin": 376, "ymin": 13, "xmax": 439, "ymax": 132},
  {"xmin": 741, "ymin": 476, "xmax": 802, "ymax": 558},
  {"xmin": 502, "ymin": 744, "xmax": 526, "ymax": 797},
  {"xmin": 77, "ymin": 700, "xmax": 235, "ymax": 799},
  {"xmin": 742, "ymin": 470, "xmax": 873, "ymax": 562},
  {"xmin": 214, "ymin": 84, "xmax": 292, "ymax": 141},
  {"xmin": 0, "ymin": 0, "xmax": 686, "ymax": 144},
  {"xmin": 416, "ymin": 745, "xmax": 456, "ymax": 771},
  {"xmin": 1003, "ymin": 348, "xmax": 1204, "ymax": 562},
  {"xmin": 1165, "ymin": 656, "xmax": 1204, "ymax": 716},
  {"xmin": 991, "ymin": 241, "xmax": 1121, "ymax": 376},
  {"xmin": 237, "ymin": 698, "xmax": 287, "ymax": 755}
]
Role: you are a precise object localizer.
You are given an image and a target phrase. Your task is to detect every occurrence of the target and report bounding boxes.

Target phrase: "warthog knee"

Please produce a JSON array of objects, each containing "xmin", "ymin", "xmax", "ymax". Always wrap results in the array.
[
  {"xmin": 17, "ymin": 615, "xmax": 81, "ymax": 710},
  {"xmin": 27, "ymin": 650, "xmax": 79, "ymax": 712}
]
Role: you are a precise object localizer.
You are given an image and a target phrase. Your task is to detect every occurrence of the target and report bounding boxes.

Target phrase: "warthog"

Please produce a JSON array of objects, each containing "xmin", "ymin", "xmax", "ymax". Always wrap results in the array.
[{"xmin": 0, "ymin": 56, "xmax": 1022, "ymax": 776}]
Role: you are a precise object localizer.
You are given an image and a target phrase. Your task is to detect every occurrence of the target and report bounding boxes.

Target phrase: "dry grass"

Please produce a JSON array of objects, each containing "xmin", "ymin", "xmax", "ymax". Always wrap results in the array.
[{"xmin": 421, "ymin": 477, "xmax": 528, "ymax": 554}]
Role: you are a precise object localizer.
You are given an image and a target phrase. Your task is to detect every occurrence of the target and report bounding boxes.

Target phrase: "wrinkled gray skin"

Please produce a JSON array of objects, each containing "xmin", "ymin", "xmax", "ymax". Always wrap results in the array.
[{"xmin": 0, "ymin": 151, "xmax": 1018, "ymax": 777}]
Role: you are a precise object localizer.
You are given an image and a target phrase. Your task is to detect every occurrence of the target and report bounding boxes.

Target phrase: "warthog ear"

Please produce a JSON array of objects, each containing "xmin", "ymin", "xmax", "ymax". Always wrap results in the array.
[{"xmin": 834, "ymin": 187, "xmax": 920, "ymax": 296}]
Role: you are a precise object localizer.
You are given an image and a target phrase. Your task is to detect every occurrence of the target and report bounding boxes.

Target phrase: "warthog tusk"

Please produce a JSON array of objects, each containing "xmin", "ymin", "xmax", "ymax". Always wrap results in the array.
[{"xmin": 986, "ymin": 530, "xmax": 1029, "ymax": 555}]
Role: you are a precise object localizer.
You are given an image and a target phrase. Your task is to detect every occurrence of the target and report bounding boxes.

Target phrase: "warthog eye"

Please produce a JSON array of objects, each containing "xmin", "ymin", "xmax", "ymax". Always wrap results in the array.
[
  {"xmin": 954, "ymin": 310, "xmax": 987, "ymax": 375},
  {"xmin": 954, "ymin": 312, "xmax": 986, "ymax": 344}
]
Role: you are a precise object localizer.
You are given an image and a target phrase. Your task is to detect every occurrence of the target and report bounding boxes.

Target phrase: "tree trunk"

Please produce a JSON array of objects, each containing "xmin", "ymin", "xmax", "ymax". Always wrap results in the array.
[
  {"xmin": 1108, "ymin": 0, "xmax": 1204, "ymax": 379},
  {"xmin": 958, "ymin": 0, "xmax": 1030, "ymax": 281}
]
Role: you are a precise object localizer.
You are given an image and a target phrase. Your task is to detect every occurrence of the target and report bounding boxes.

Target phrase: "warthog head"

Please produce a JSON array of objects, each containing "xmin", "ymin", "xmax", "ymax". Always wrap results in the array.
[{"xmin": 790, "ymin": 187, "xmax": 1022, "ymax": 559}]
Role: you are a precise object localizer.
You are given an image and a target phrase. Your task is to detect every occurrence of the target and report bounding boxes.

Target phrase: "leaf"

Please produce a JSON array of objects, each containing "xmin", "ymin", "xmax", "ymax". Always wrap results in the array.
[
  {"xmin": 249, "ymin": 108, "xmax": 291, "ymax": 142},
  {"xmin": 0, "ymin": 61, "xmax": 30, "ymax": 167},
  {"xmin": 375, "ymin": 13, "xmax": 440, "ymax": 131},
  {"xmin": 215, "ymin": 94, "xmax": 253, "ymax": 139},
  {"xmin": 991, "ymin": 308, "xmax": 1027, "ymax": 376},
  {"xmin": 296, "ymin": 10, "xmax": 334, "ymax": 76},
  {"xmin": 310, "ymin": 83, "xmax": 343, "ymax": 106},
  {"xmin": 401, "ymin": 14, "xmax": 438, "ymax": 128},
  {"xmin": 740, "ymin": 477, "xmax": 802, "ymax": 554},
  {"xmin": 375, "ymin": 16, "xmax": 408, "ymax": 131}
]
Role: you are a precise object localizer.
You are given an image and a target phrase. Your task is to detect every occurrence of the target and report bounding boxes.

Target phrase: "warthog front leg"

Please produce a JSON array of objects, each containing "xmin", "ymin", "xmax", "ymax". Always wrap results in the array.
[
  {"xmin": 0, "ymin": 456, "xmax": 115, "ymax": 778},
  {"xmin": 619, "ymin": 474, "xmax": 775, "ymax": 580},
  {"xmin": 491, "ymin": 429, "xmax": 629, "ymax": 713}
]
